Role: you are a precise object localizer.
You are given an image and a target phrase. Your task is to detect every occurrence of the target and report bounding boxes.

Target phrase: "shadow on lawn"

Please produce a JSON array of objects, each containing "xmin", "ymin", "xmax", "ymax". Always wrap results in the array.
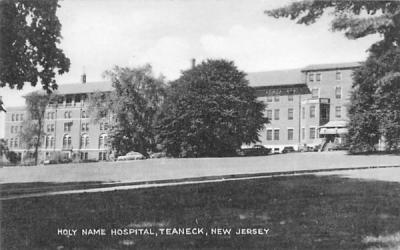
[
  {"xmin": 2, "ymin": 174, "xmax": 400, "ymax": 249},
  {"xmin": 0, "ymin": 181, "xmax": 106, "ymax": 197}
]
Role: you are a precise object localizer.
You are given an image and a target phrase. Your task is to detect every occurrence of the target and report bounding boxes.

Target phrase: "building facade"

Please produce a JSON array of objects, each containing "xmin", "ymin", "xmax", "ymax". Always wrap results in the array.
[
  {"xmin": 4, "ymin": 81, "xmax": 114, "ymax": 162},
  {"xmin": 247, "ymin": 62, "xmax": 360, "ymax": 150},
  {"xmin": 3, "ymin": 61, "xmax": 360, "ymax": 163}
]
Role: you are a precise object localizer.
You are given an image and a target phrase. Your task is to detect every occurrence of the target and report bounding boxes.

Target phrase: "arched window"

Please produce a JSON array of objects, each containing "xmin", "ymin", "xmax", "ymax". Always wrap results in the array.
[
  {"xmin": 63, "ymin": 134, "xmax": 72, "ymax": 149},
  {"xmin": 80, "ymin": 134, "xmax": 89, "ymax": 148},
  {"xmin": 99, "ymin": 134, "xmax": 108, "ymax": 149}
]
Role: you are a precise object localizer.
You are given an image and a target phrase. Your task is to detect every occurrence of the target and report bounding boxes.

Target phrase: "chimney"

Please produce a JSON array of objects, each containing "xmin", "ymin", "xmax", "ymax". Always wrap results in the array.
[
  {"xmin": 191, "ymin": 58, "xmax": 196, "ymax": 69},
  {"xmin": 81, "ymin": 73, "xmax": 86, "ymax": 84},
  {"xmin": 81, "ymin": 66, "xmax": 86, "ymax": 84}
]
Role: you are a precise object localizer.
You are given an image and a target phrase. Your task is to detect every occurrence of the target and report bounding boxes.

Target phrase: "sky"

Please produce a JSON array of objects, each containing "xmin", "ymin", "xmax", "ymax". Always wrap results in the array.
[{"xmin": 0, "ymin": 0, "xmax": 380, "ymax": 137}]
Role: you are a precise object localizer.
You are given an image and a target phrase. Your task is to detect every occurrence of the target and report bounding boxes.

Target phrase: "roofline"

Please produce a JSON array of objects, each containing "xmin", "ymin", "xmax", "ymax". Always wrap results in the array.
[
  {"xmin": 301, "ymin": 62, "xmax": 362, "ymax": 72},
  {"xmin": 252, "ymin": 83, "xmax": 307, "ymax": 89}
]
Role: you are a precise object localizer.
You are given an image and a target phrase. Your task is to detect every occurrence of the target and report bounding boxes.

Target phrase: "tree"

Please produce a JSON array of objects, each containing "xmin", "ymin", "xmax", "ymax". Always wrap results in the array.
[
  {"xmin": 157, "ymin": 59, "xmax": 268, "ymax": 158},
  {"xmin": 0, "ymin": 0, "xmax": 70, "ymax": 92},
  {"xmin": 0, "ymin": 96, "xmax": 5, "ymax": 112},
  {"xmin": 88, "ymin": 65, "xmax": 165, "ymax": 158},
  {"xmin": 266, "ymin": 1, "xmax": 400, "ymax": 153},
  {"xmin": 0, "ymin": 138, "xmax": 8, "ymax": 159},
  {"xmin": 20, "ymin": 92, "xmax": 55, "ymax": 165}
]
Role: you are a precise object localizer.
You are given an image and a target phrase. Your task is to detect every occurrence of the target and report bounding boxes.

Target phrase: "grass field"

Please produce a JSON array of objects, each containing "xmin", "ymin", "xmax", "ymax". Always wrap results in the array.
[{"xmin": 2, "ymin": 174, "xmax": 400, "ymax": 249}]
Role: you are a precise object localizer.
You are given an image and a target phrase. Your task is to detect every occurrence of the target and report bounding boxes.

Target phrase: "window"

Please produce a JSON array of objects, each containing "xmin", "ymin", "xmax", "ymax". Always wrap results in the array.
[
  {"xmin": 310, "ymin": 105, "xmax": 316, "ymax": 118},
  {"xmin": 10, "ymin": 138, "xmax": 14, "ymax": 148},
  {"xmin": 81, "ymin": 152, "xmax": 88, "ymax": 161},
  {"xmin": 100, "ymin": 123, "xmax": 103, "ymax": 131},
  {"xmin": 75, "ymin": 95, "xmax": 81, "ymax": 104},
  {"xmin": 14, "ymin": 138, "xmax": 18, "ymax": 148},
  {"xmin": 99, "ymin": 152, "xmax": 107, "ymax": 161},
  {"xmin": 11, "ymin": 114, "xmax": 15, "ymax": 121},
  {"xmin": 302, "ymin": 128, "xmax": 305, "ymax": 140},
  {"xmin": 82, "ymin": 111, "xmax": 88, "ymax": 118},
  {"xmin": 99, "ymin": 134, "xmax": 108, "ymax": 148},
  {"xmin": 266, "ymin": 96, "xmax": 273, "ymax": 102},
  {"xmin": 311, "ymin": 88, "xmax": 319, "ymax": 99},
  {"xmin": 316, "ymin": 73, "xmax": 321, "ymax": 81},
  {"xmin": 20, "ymin": 114, "xmax": 24, "ymax": 121},
  {"xmin": 64, "ymin": 122, "xmax": 72, "ymax": 132},
  {"xmin": 81, "ymin": 134, "xmax": 89, "ymax": 148},
  {"xmin": 266, "ymin": 130, "xmax": 272, "ymax": 141},
  {"xmin": 66, "ymin": 95, "xmax": 73, "ymax": 106},
  {"xmin": 104, "ymin": 123, "xmax": 108, "ymax": 130},
  {"xmin": 274, "ymin": 109, "xmax": 280, "ymax": 120},
  {"xmin": 335, "ymin": 86, "xmax": 342, "ymax": 99},
  {"xmin": 64, "ymin": 111, "xmax": 71, "ymax": 119},
  {"xmin": 47, "ymin": 112, "xmax": 51, "ymax": 119},
  {"xmin": 47, "ymin": 125, "xmax": 51, "ymax": 132},
  {"xmin": 16, "ymin": 114, "xmax": 19, "ymax": 121},
  {"xmin": 266, "ymin": 110, "xmax": 272, "ymax": 120},
  {"xmin": 45, "ymin": 136, "xmax": 50, "ymax": 148},
  {"xmin": 288, "ymin": 129, "xmax": 294, "ymax": 140},
  {"xmin": 309, "ymin": 128, "xmax": 316, "ymax": 139},
  {"xmin": 288, "ymin": 108, "xmax": 293, "ymax": 120},
  {"xmin": 82, "ymin": 123, "xmax": 89, "ymax": 132},
  {"xmin": 50, "ymin": 137, "xmax": 55, "ymax": 147},
  {"xmin": 302, "ymin": 107, "xmax": 305, "ymax": 119},
  {"xmin": 51, "ymin": 124, "xmax": 55, "ymax": 132},
  {"xmin": 335, "ymin": 106, "xmax": 342, "ymax": 118},
  {"xmin": 273, "ymin": 129, "xmax": 280, "ymax": 141},
  {"xmin": 274, "ymin": 95, "xmax": 280, "ymax": 102},
  {"xmin": 63, "ymin": 134, "xmax": 72, "ymax": 149},
  {"xmin": 288, "ymin": 95, "xmax": 293, "ymax": 101},
  {"xmin": 336, "ymin": 71, "xmax": 342, "ymax": 80},
  {"xmin": 309, "ymin": 73, "xmax": 314, "ymax": 82},
  {"xmin": 11, "ymin": 126, "xmax": 14, "ymax": 134}
]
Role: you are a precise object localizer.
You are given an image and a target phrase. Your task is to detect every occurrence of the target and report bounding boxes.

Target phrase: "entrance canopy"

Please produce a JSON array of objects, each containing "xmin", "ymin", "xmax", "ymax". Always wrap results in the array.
[{"xmin": 319, "ymin": 120, "xmax": 348, "ymax": 135}]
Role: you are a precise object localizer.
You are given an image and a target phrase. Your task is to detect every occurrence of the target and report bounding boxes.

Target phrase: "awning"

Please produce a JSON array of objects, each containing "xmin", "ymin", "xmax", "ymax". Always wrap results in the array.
[{"xmin": 319, "ymin": 128, "xmax": 348, "ymax": 135}]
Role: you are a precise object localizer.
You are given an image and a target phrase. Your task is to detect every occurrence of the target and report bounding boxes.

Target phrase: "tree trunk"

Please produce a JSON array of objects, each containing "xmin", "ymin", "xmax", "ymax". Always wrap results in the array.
[{"xmin": 35, "ymin": 119, "xmax": 42, "ymax": 165}]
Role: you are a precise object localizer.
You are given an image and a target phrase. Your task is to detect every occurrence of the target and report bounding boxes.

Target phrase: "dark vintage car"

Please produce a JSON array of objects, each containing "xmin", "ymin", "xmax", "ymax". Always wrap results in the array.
[
  {"xmin": 238, "ymin": 145, "xmax": 271, "ymax": 156},
  {"xmin": 282, "ymin": 146, "xmax": 295, "ymax": 153}
]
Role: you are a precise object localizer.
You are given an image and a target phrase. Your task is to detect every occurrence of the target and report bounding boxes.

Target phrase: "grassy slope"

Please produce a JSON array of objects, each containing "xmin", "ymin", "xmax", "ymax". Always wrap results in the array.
[{"xmin": 2, "ymin": 175, "xmax": 400, "ymax": 249}]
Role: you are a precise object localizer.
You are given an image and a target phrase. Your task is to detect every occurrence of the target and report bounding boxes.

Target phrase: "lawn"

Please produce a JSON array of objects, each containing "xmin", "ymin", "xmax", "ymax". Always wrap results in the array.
[{"xmin": 2, "ymin": 174, "xmax": 400, "ymax": 249}]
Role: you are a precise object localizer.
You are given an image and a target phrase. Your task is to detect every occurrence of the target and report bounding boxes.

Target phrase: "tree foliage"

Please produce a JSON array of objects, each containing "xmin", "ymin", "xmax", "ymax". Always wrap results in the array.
[
  {"xmin": 0, "ymin": 0, "xmax": 70, "ymax": 92},
  {"xmin": 157, "ymin": 59, "xmax": 268, "ymax": 158},
  {"xmin": 88, "ymin": 65, "xmax": 166, "ymax": 157},
  {"xmin": 20, "ymin": 92, "xmax": 55, "ymax": 164},
  {"xmin": 267, "ymin": 1, "xmax": 400, "ymax": 153}
]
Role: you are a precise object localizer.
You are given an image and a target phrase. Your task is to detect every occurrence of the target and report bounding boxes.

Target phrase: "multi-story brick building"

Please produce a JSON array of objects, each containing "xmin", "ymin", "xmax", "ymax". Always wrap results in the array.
[
  {"xmin": 248, "ymin": 62, "xmax": 360, "ymax": 151},
  {"xmin": 4, "ymin": 79, "xmax": 113, "ymax": 162}
]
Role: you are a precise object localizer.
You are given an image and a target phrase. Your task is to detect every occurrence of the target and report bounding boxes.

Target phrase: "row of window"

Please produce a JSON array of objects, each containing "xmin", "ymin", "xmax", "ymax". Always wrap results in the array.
[
  {"xmin": 266, "ymin": 95, "xmax": 294, "ymax": 102},
  {"xmin": 61, "ymin": 134, "xmax": 108, "ymax": 149},
  {"xmin": 267, "ymin": 86, "xmax": 342, "ymax": 102},
  {"xmin": 308, "ymin": 71, "xmax": 342, "ymax": 82},
  {"xmin": 79, "ymin": 152, "xmax": 108, "ymax": 161},
  {"xmin": 10, "ymin": 125, "xmax": 23, "ymax": 134},
  {"xmin": 266, "ymin": 127, "xmax": 317, "ymax": 141},
  {"xmin": 11, "ymin": 114, "xmax": 24, "ymax": 122},
  {"xmin": 8, "ymin": 138, "xmax": 20, "ymax": 148},
  {"xmin": 310, "ymin": 86, "xmax": 342, "ymax": 99},
  {"xmin": 46, "ymin": 110, "xmax": 91, "ymax": 120}
]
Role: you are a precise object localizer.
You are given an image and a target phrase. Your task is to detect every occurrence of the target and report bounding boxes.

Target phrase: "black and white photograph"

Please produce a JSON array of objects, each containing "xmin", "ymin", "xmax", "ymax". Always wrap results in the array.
[{"xmin": 1, "ymin": 0, "xmax": 400, "ymax": 249}]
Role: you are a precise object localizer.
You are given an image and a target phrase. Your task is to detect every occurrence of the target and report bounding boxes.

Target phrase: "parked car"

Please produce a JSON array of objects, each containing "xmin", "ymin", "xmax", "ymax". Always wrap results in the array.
[
  {"xmin": 282, "ymin": 146, "xmax": 295, "ymax": 153},
  {"xmin": 117, "ymin": 151, "xmax": 145, "ymax": 161},
  {"xmin": 149, "ymin": 152, "xmax": 167, "ymax": 159},
  {"xmin": 238, "ymin": 145, "xmax": 271, "ymax": 156}
]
